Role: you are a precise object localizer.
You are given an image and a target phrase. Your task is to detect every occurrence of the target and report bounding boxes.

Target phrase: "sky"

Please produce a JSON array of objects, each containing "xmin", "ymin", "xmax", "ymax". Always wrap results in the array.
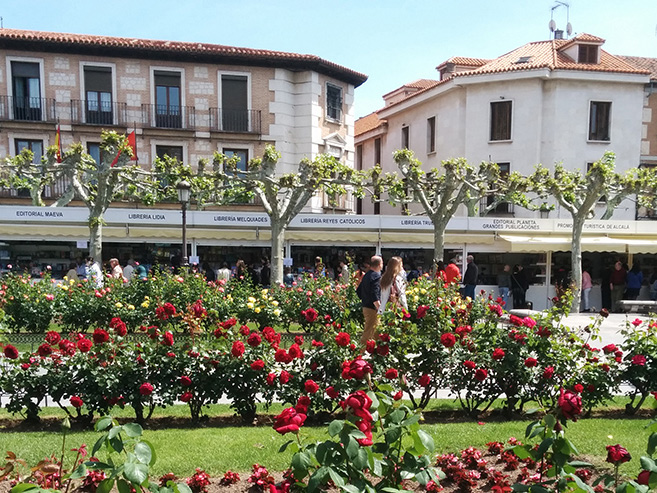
[{"xmin": 2, "ymin": 0, "xmax": 657, "ymax": 118}]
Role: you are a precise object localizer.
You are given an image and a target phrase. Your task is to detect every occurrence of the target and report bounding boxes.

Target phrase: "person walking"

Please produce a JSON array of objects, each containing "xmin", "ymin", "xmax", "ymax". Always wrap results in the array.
[
  {"xmin": 86, "ymin": 256, "xmax": 103, "ymax": 288},
  {"xmin": 123, "ymin": 259, "xmax": 135, "ymax": 282},
  {"xmin": 625, "ymin": 263, "xmax": 643, "ymax": 300},
  {"xmin": 356, "ymin": 255, "xmax": 382, "ymax": 344},
  {"xmin": 378, "ymin": 256, "xmax": 408, "ymax": 315},
  {"xmin": 497, "ymin": 264, "xmax": 512, "ymax": 307},
  {"xmin": 217, "ymin": 262, "xmax": 231, "ymax": 281},
  {"xmin": 461, "ymin": 255, "xmax": 478, "ymax": 299},
  {"xmin": 511, "ymin": 264, "xmax": 529, "ymax": 309}
]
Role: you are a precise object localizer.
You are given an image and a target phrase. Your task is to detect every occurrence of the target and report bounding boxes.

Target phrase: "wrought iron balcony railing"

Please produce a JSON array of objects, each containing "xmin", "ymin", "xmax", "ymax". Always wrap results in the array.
[
  {"xmin": 141, "ymin": 104, "xmax": 196, "ymax": 130},
  {"xmin": 209, "ymin": 108, "xmax": 261, "ymax": 134},
  {"xmin": 70, "ymin": 100, "xmax": 128, "ymax": 126},
  {"xmin": 0, "ymin": 95, "xmax": 57, "ymax": 122}
]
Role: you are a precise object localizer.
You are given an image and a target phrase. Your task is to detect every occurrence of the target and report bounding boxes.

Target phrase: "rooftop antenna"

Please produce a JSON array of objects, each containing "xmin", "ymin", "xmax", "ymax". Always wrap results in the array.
[{"xmin": 549, "ymin": 1, "xmax": 572, "ymax": 40}]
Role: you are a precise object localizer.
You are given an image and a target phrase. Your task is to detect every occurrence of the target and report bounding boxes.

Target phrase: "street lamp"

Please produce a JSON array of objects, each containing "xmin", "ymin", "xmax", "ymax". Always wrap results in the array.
[{"xmin": 176, "ymin": 179, "xmax": 191, "ymax": 267}]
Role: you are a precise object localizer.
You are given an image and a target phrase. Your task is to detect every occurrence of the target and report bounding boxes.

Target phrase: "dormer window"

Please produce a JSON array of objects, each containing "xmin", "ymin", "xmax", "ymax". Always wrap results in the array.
[{"xmin": 578, "ymin": 44, "xmax": 599, "ymax": 64}]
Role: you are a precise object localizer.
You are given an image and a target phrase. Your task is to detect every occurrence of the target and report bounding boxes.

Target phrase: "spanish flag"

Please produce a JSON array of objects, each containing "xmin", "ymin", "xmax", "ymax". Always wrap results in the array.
[
  {"xmin": 110, "ymin": 131, "xmax": 138, "ymax": 167},
  {"xmin": 55, "ymin": 124, "xmax": 62, "ymax": 163}
]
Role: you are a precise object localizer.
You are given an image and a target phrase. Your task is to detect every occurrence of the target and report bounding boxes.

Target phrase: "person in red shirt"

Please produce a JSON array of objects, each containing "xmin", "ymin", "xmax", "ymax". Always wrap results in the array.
[
  {"xmin": 444, "ymin": 259, "xmax": 461, "ymax": 284},
  {"xmin": 610, "ymin": 260, "xmax": 627, "ymax": 312}
]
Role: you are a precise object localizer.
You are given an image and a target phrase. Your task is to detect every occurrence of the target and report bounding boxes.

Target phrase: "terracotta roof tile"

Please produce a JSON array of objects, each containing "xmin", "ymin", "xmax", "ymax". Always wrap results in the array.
[
  {"xmin": 0, "ymin": 28, "xmax": 367, "ymax": 86},
  {"xmin": 559, "ymin": 32, "xmax": 606, "ymax": 50},
  {"xmin": 403, "ymin": 79, "xmax": 440, "ymax": 89},
  {"xmin": 452, "ymin": 39, "xmax": 649, "ymax": 78},
  {"xmin": 437, "ymin": 56, "xmax": 490, "ymax": 68},
  {"xmin": 355, "ymin": 112, "xmax": 386, "ymax": 136},
  {"xmin": 618, "ymin": 56, "xmax": 657, "ymax": 80}
]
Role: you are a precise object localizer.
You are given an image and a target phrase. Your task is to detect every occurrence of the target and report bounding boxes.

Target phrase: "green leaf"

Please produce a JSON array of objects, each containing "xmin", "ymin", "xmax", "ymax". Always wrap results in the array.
[
  {"xmin": 385, "ymin": 425, "xmax": 402, "ymax": 444},
  {"xmin": 96, "ymin": 416, "xmax": 113, "ymax": 431},
  {"xmin": 109, "ymin": 436, "xmax": 124, "ymax": 454},
  {"xmin": 307, "ymin": 466, "xmax": 329, "ymax": 493},
  {"xmin": 648, "ymin": 432, "xmax": 657, "ymax": 456},
  {"xmin": 327, "ymin": 467, "xmax": 345, "ymax": 488},
  {"xmin": 135, "ymin": 442, "xmax": 153, "ymax": 465},
  {"xmin": 92, "ymin": 434, "xmax": 108, "ymax": 456},
  {"xmin": 345, "ymin": 436, "xmax": 359, "ymax": 460},
  {"xmin": 278, "ymin": 440, "xmax": 294, "ymax": 453},
  {"xmin": 123, "ymin": 423, "xmax": 143, "ymax": 438},
  {"xmin": 640, "ymin": 456, "xmax": 657, "ymax": 473},
  {"xmin": 568, "ymin": 461, "xmax": 593, "ymax": 468},
  {"xmin": 108, "ymin": 425, "xmax": 123, "ymax": 439},
  {"xmin": 10, "ymin": 484, "xmax": 39, "ymax": 493},
  {"xmin": 416, "ymin": 430, "xmax": 435, "ymax": 453},
  {"xmin": 512, "ymin": 445, "xmax": 532, "ymax": 460},
  {"xmin": 543, "ymin": 414, "xmax": 556, "ymax": 430},
  {"xmin": 527, "ymin": 422, "xmax": 546, "ymax": 440},
  {"xmin": 388, "ymin": 409, "xmax": 404, "ymax": 425},
  {"xmin": 142, "ymin": 440, "xmax": 157, "ymax": 466},
  {"xmin": 124, "ymin": 463, "xmax": 149, "ymax": 485},
  {"xmin": 291, "ymin": 451, "xmax": 311, "ymax": 474},
  {"xmin": 69, "ymin": 463, "xmax": 88, "ymax": 480},
  {"xmin": 353, "ymin": 448, "xmax": 368, "ymax": 470},
  {"xmin": 174, "ymin": 482, "xmax": 193, "ymax": 493},
  {"xmin": 536, "ymin": 438, "xmax": 554, "ymax": 458},
  {"xmin": 117, "ymin": 479, "xmax": 131, "ymax": 493},
  {"xmin": 341, "ymin": 485, "xmax": 361, "ymax": 493},
  {"xmin": 328, "ymin": 420, "xmax": 344, "ymax": 437},
  {"xmin": 97, "ymin": 478, "xmax": 115, "ymax": 493}
]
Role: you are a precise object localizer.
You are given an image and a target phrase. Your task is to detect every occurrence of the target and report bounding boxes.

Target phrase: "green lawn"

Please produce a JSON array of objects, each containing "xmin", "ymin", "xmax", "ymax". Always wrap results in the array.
[{"xmin": 1, "ymin": 412, "xmax": 652, "ymax": 478}]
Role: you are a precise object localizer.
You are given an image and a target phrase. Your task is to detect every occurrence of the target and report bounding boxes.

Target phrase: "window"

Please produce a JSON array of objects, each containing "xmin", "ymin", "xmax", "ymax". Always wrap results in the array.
[
  {"xmin": 224, "ymin": 149, "xmax": 249, "ymax": 173},
  {"xmin": 482, "ymin": 163, "xmax": 511, "ymax": 215},
  {"xmin": 490, "ymin": 100, "xmax": 512, "ymax": 141},
  {"xmin": 156, "ymin": 145, "xmax": 183, "ymax": 162},
  {"xmin": 11, "ymin": 61, "xmax": 41, "ymax": 121},
  {"xmin": 15, "ymin": 139, "xmax": 43, "ymax": 162},
  {"xmin": 221, "ymin": 74, "xmax": 248, "ymax": 132},
  {"xmin": 578, "ymin": 45, "xmax": 598, "ymax": 64},
  {"xmin": 374, "ymin": 138, "xmax": 381, "ymax": 215},
  {"xmin": 589, "ymin": 101, "xmax": 611, "ymax": 142},
  {"xmin": 326, "ymin": 83, "xmax": 342, "ymax": 121},
  {"xmin": 87, "ymin": 142, "xmax": 102, "ymax": 165},
  {"xmin": 154, "ymin": 71, "xmax": 181, "ymax": 128},
  {"xmin": 84, "ymin": 66, "xmax": 112, "ymax": 125},
  {"xmin": 401, "ymin": 126, "xmax": 409, "ymax": 149},
  {"xmin": 427, "ymin": 117, "xmax": 436, "ymax": 153}
]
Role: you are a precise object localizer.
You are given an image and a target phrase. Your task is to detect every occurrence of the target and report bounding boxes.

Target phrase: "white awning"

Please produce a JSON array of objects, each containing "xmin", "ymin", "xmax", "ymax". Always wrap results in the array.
[{"xmin": 499, "ymin": 234, "xmax": 657, "ymax": 253}]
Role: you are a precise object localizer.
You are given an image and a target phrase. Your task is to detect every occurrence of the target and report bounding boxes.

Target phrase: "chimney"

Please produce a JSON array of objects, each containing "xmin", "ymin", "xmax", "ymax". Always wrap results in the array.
[{"xmin": 554, "ymin": 29, "xmax": 564, "ymax": 40}]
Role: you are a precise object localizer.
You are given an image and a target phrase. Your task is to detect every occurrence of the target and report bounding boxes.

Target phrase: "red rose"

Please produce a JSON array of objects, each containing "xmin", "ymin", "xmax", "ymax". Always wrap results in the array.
[
  {"xmin": 558, "ymin": 388, "xmax": 582, "ymax": 421},
  {"xmin": 474, "ymin": 368, "xmax": 488, "ymax": 381},
  {"xmin": 93, "ymin": 328, "xmax": 110, "ymax": 344},
  {"xmin": 266, "ymin": 373, "xmax": 277, "ymax": 386},
  {"xmin": 355, "ymin": 419, "xmax": 373, "ymax": 446},
  {"xmin": 440, "ymin": 333, "xmax": 456, "ymax": 348},
  {"xmin": 417, "ymin": 305, "xmax": 430, "ymax": 319},
  {"xmin": 45, "ymin": 331, "xmax": 61, "ymax": 346},
  {"xmin": 385, "ymin": 368, "xmax": 398, "ymax": 379},
  {"xmin": 311, "ymin": 340, "xmax": 324, "ymax": 347},
  {"xmin": 632, "ymin": 354, "xmax": 647, "ymax": 366},
  {"xmin": 3, "ymin": 344, "xmax": 19, "ymax": 359},
  {"xmin": 59, "ymin": 339, "xmax": 76, "ymax": 356},
  {"xmin": 376, "ymin": 344, "xmax": 390, "ymax": 356},
  {"xmin": 492, "ymin": 348, "xmax": 505, "ymax": 360},
  {"xmin": 288, "ymin": 344, "xmax": 303, "ymax": 360},
  {"xmin": 463, "ymin": 360, "xmax": 476, "ymax": 369},
  {"xmin": 602, "ymin": 344, "xmax": 617, "ymax": 354},
  {"xmin": 587, "ymin": 384, "xmax": 595, "ymax": 393},
  {"xmin": 302, "ymin": 308, "xmax": 318, "ymax": 323},
  {"xmin": 70, "ymin": 395, "xmax": 84, "ymax": 408},
  {"xmin": 365, "ymin": 340, "xmax": 376, "ymax": 354},
  {"xmin": 231, "ymin": 341, "xmax": 245, "ymax": 358},
  {"xmin": 180, "ymin": 391, "xmax": 193, "ymax": 403},
  {"xmin": 251, "ymin": 359, "xmax": 265, "ymax": 371},
  {"xmin": 605, "ymin": 444, "xmax": 631, "ymax": 465},
  {"xmin": 573, "ymin": 384, "xmax": 584, "ymax": 393},
  {"xmin": 279, "ymin": 371, "xmax": 291, "ymax": 384},
  {"xmin": 335, "ymin": 332, "xmax": 351, "ymax": 347},
  {"xmin": 37, "ymin": 344, "xmax": 52, "ymax": 358},
  {"xmin": 139, "ymin": 382, "xmax": 154, "ymax": 396},
  {"xmin": 162, "ymin": 331, "xmax": 174, "ymax": 346},
  {"xmin": 247, "ymin": 333, "xmax": 262, "ymax": 347},
  {"xmin": 180, "ymin": 376, "xmax": 192, "ymax": 387},
  {"xmin": 304, "ymin": 379, "xmax": 319, "ymax": 394},
  {"xmin": 326, "ymin": 386, "xmax": 339, "ymax": 399},
  {"xmin": 77, "ymin": 338, "xmax": 92, "ymax": 353},
  {"xmin": 344, "ymin": 358, "xmax": 372, "ymax": 380},
  {"xmin": 273, "ymin": 407, "xmax": 306, "ymax": 435},
  {"xmin": 393, "ymin": 391, "xmax": 403, "ymax": 401},
  {"xmin": 542, "ymin": 366, "xmax": 555, "ymax": 379},
  {"xmin": 599, "ymin": 308, "xmax": 609, "ymax": 318},
  {"xmin": 637, "ymin": 470, "xmax": 651, "ymax": 485},
  {"xmin": 418, "ymin": 374, "xmax": 431, "ymax": 387},
  {"xmin": 110, "ymin": 318, "xmax": 127, "ymax": 336},
  {"xmin": 239, "ymin": 324, "xmax": 250, "ymax": 335},
  {"xmin": 295, "ymin": 395, "xmax": 311, "ymax": 414},
  {"xmin": 524, "ymin": 357, "xmax": 538, "ymax": 367},
  {"xmin": 342, "ymin": 390, "xmax": 373, "ymax": 422},
  {"xmin": 275, "ymin": 348, "xmax": 292, "ymax": 363}
]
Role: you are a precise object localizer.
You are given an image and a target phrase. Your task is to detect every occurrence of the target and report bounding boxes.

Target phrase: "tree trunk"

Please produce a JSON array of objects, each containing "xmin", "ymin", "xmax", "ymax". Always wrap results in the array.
[
  {"xmin": 270, "ymin": 219, "xmax": 286, "ymax": 286},
  {"xmin": 570, "ymin": 214, "xmax": 585, "ymax": 313},
  {"xmin": 89, "ymin": 218, "xmax": 103, "ymax": 262},
  {"xmin": 432, "ymin": 218, "xmax": 448, "ymax": 267}
]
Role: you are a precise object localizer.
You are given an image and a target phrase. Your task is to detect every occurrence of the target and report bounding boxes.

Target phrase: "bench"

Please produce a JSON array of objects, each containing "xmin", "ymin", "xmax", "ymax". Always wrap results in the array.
[{"xmin": 617, "ymin": 300, "xmax": 657, "ymax": 314}]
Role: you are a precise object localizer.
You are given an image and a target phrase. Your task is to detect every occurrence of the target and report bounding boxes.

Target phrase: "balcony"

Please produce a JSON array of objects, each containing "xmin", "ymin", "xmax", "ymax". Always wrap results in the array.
[
  {"xmin": 70, "ymin": 100, "xmax": 128, "ymax": 126},
  {"xmin": 0, "ymin": 96, "xmax": 57, "ymax": 122},
  {"xmin": 141, "ymin": 104, "xmax": 196, "ymax": 130},
  {"xmin": 0, "ymin": 175, "xmax": 70, "ymax": 199},
  {"xmin": 209, "ymin": 108, "xmax": 261, "ymax": 134}
]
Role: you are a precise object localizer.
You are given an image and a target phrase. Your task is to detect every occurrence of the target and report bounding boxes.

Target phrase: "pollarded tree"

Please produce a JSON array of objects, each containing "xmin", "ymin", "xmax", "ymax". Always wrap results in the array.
[
  {"xmin": 212, "ymin": 145, "xmax": 361, "ymax": 285},
  {"xmin": 1, "ymin": 131, "xmax": 153, "ymax": 261},
  {"xmin": 391, "ymin": 149, "xmax": 527, "ymax": 267},
  {"xmin": 531, "ymin": 151, "xmax": 644, "ymax": 313}
]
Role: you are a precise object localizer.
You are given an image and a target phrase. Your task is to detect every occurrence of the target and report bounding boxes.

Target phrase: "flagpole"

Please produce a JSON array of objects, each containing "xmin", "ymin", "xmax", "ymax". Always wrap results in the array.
[{"xmin": 134, "ymin": 121, "xmax": 138, "ymax": 166}]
